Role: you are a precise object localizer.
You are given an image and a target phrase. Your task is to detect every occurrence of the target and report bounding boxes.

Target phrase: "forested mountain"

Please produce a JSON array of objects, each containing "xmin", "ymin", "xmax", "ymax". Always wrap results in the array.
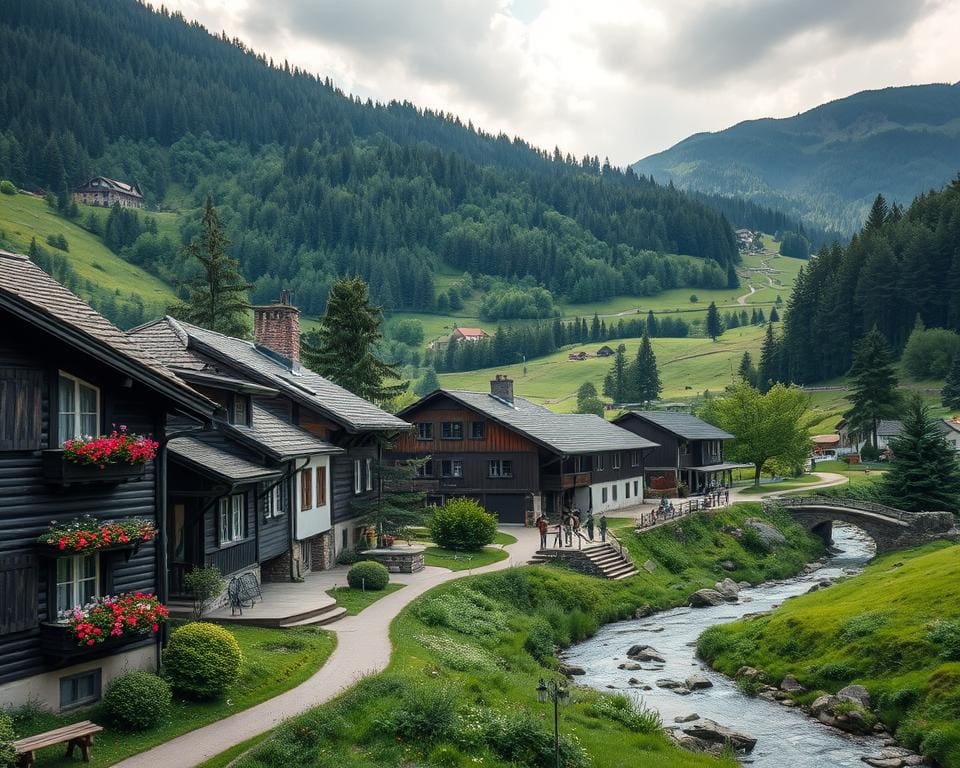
[
  {"xmin": 0, "ymin": 0, "xmax": 739, "ymax": 319},
  {"xmin": 633, "ymin": 84, "xmax": 960, "ymax": 234},
  {"xmin": 769, "ymin": 177, "xmax": 960, "ymax": 384}
]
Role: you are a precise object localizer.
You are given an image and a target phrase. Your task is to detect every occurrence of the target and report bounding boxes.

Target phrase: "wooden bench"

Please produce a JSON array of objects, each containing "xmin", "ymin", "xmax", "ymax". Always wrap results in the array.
[{"xmin": 13, "ymin": 721, "xmax": 103, "ymax": 767}]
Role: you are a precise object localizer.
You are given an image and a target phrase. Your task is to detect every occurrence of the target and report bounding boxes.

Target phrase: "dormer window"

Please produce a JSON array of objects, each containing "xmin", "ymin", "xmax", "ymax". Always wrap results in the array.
[
  {"xmin": 58, "ymin": 372, "xmax": 99, "ymax": 439},
  {"xmin": 231, "ymin": 395, "xmax": 250, "ymax": 426}
]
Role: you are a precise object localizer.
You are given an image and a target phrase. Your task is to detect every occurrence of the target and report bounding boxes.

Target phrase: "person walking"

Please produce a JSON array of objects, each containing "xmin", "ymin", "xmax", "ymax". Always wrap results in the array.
[
  {"xmin": 536, "ymin": 514, "xmax": 549, "ymax": 550},
  {"xmin": 552, "ymin": 520, "xmax": 564, "ymax": 548},
  {"xmin": 598, "ymin": 512, "xmax": 607, "ymax": 542},
  {"xmin": 563, "ymin": 513, "xmax": 573, "ymax": 546},
  {"xmin": 585, "ymin": 511, "xmax": 595, "ymax": 540}
]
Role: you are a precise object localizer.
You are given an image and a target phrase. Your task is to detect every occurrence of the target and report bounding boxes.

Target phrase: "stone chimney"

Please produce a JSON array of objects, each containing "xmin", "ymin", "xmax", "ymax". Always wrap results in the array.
[
  {"xmin": 253, "ymin": 290, "xmax": 301, "ymax": 362},
  {"xmin": 490, "ymin": 374, "xmax": 514, "ymax": 404}
]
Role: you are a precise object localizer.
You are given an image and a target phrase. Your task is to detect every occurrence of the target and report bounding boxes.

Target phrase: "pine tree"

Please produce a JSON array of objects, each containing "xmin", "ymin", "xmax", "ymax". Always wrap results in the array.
[
  {"xmin": 646, "ymin": 310, "xmax": 658, "ymax": 337},
  {"xmin": 349, "ymin": 455, "xmax": 428, "ymax": 543},
  {"xmin": 844, "ymin": 327, "xmax": 901, "ymax": 449},
  {"xmin": 738, "ymin": 351, "xmax": 757, "ymax": 387},
  {"xmin": 301, "ymin": 276, "xmax": 407, "ymax": 405},
  {"xmin": 942, "ymin": 354, "xmax": 960, "ymax": 410},
  {"xmin": 758, "ymin": 322, "xmax": 780, "ymax": 393},
  {"xmin": 414, "ymin": 367, "xmax": 440, "ymax": 397},
  {"xmin": 603, "ymin": 344, "xmax": 630, "ymax": 403},
  {"xmin": 769, "ymin": 306, "xmax": 780, "ymax": 322},
  {"xmin": 631, "ymin": 331, "xmax": 662, "ymax": 405},
  {"xmin": 575, "ymin": 381, "xmax": 604, "ymax": 416},
  {"xmin": 865, "ymin": 194, "xmax": 889, "ymax": 231},
  {"xmin": 170, "ymin": 196, "xmax": 252, "ymax": 337},
  {"xmin": 881, "ymin": 394, "xmax": 960, "ymax": 513},
  {"xmin": 705, "ymin": 301, "xmax": 722, "ymax": 341}
]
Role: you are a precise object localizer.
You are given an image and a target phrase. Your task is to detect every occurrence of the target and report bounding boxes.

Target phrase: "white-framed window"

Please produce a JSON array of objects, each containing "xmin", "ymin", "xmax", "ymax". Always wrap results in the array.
[
  {"xmin": 415, "ymin": 459, "xmax": 434, "ymax": 478},
  {"xmin": 612, "ymin": 485, "xmax": 618, "ymax": 501},
  {"xmin": 417, "ymin": 423, "xmax": 433, "ymax": 440},
  {"xmin": 470, "ymin": 421, "xmax": 485, "ymax": 439},
  {"xmin": 60, "ymin": 669, "xmax": 101, "ymax": 710},
  {"xmin": 441, "ymin": 459, "xmax": 463, "ymax": 477},
  {"xmin": 441, "ymin": 422, "xmax": 463, "ymax": 440},
  {"xmin": 634, "ymin": 480, "xmax": 639, "ymax": 496},
  {"xmin": 58, "ymin": 372, "xmax": 99, "ymax": 440},
  {"xmin": 232, "ymin": 396, "xmax": 249, "ymax": 426},
  {"xmin": 488, "ymin": 459, "xmax": 512, "ymax": 478},
  {"xmin": 365, "ymin": 458, "xmax": 373, "ymax": 491},
  {"xmin": 595, "ymin": 454, "xmax": 604, "ymax": 471},
  {"xmin": 602, "ymin": 487, "xmax": 608, "ymax": 503},
  {"xmin": 265, "ymin": 484, "xmax": 283, "ymax": 519},
  {"xmin": 631, "ymin": 450, "xmax": 640, "ymax": 467},
  {"xmin": 56, "ymin": 554, "xmax": 99, "ymax": 616},
  {"xmin": 574, "ymin": 456, "xmax": 585, "ymax": 473},
  {"xmin": 354, "ymin": 459, "xmax": 362, "ymax": 494},
  {"xmin": 219, "ymin": 494, "xmax": 245, "ymax": 544},
  {"xmin": 625, "ymin": 483, "xmax": 630, "ymax": 499},
  {"xmin": 612, "ymin": 453, "xmax": 621, "ymax": 470}
]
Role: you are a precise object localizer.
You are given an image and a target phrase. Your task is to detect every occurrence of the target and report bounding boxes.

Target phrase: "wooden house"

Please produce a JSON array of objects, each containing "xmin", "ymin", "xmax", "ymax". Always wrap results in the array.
[
  {"xmin": 0, "ymin": 249, "xmax": 216, "ymax": 712},
  {"xmin": 613, "ymin": 411, "xmax": 747, "ymax": 494},
  {"xmin": 596, "ymin": 345, "xmax": 615, "ymax": 357},
  {"xmin": 130, "ymin": 294, "xmax": 409, "ymax": 585},
  {"xmin": 390, "ymin": 376, "xmax": 657, "ymax": 522},
  {"xmin": 72, "ymin": 177, "xmax": 144, "ymax": 209}
]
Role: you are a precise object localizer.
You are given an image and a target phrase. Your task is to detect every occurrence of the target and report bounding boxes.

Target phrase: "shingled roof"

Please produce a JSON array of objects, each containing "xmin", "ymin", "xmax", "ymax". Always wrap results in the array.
[
  {"xmin": 0, "ymin": 250, "xmax": 214, "ymax": 417},
  {"xmin": 130, "ymin": 317, "xmax": 409, "ymax": 433},
  {"xmin": 614, "ymin": 411, "xmax": 734, "ymax": 441},
  {"xmin": 225, "ymin": 405, "xmax": 342, "ymax": 460},
  {"xmin": 402, "ymin": 389, "xmax": 657, "ymax": 455},
  {"xmin": 168, "ymin": 436, "xmax": 282, "ymax": 483}
]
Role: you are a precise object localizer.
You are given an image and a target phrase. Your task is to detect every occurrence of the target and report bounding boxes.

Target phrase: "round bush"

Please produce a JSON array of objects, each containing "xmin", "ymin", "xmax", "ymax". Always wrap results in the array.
[
  {"xmin": 163, "ymin": 622, "xmax": 242, "ymax": 700},
  {"xmin": 0, "ymin": 712, "xmax": 15, "ymax": 768},
  {"xmin": 0, "ymin": 180, "xmax": 16, "ymax": 196},
  {"xmin": 102, "ymin": 670, "xmax": 171, "ymax": 731},
  {"xmin": 347, "ymin": 561, "xmax": 390, "ymax": 591},
  {"xmin": 429, "ymin": 498, "xmax": 497, "ymax": 551}
]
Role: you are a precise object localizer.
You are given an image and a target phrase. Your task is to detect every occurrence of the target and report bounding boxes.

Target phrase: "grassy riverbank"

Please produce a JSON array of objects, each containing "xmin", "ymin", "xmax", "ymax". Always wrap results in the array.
[
  {"xmin": 698, "ymin": 542, "xmax": 960, "ymax": 767},
  {"xmin": 233, "ymin": 503, "xmax": 823, "ymax": 768}
]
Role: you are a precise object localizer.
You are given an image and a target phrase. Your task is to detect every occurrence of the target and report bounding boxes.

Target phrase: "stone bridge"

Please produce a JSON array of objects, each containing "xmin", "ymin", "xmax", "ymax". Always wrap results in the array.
[{"xmin": 762, "ymin": 496, "xmax": 959, "ymax": 553}]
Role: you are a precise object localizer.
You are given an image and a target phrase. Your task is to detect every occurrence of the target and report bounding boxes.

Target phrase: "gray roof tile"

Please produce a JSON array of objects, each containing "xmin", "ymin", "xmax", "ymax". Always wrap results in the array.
[
  {"xmin": 227, "ymin": 405, "xmax": 342, "ymax": 459},
  {"xmin": 616, "ymin": 411, "xmax": 734, "ymax": 441},
  {"xmin": 168, "ymin": 436, "xmax": 281, "ymax": 482}
]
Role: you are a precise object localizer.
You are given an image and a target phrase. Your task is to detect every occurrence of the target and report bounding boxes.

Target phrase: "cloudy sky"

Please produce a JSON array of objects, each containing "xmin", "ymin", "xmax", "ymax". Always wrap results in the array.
[{"xmin": 165, "ymin": 0, "xmax": 960, "ymax": 164}]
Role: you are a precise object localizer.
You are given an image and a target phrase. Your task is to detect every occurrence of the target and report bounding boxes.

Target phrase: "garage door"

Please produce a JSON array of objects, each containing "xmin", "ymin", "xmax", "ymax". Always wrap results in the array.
[{"xmin": 482, "ymin": 494, "xmax": 526, "ymax": 524}]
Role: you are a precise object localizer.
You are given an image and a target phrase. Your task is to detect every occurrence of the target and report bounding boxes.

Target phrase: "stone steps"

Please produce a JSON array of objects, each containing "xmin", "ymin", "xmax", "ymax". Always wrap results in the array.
[
  {"xmin": 529, "ymin": 543, "xmax": 638, "ymax": 580},
  {"xmin": 278, "ymin": 605, "xmax": 348, "ymax": 628}
]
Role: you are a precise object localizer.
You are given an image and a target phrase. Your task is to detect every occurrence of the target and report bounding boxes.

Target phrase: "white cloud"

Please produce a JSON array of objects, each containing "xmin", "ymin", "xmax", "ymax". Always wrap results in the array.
[{"xmin": 162, "ymin": 0, "xmax": 960, "ymax": 164}]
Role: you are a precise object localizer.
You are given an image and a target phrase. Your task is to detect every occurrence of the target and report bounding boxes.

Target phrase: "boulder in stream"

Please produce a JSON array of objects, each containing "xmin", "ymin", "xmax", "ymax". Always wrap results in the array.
[
  {"xmin": 779, "ymin": 674, "xmax": 805, "ymax": 694},
  {"xmin": 626, "ymin": 644, "xmax": 665, "ymax": 663},
  {"xmin": 559, "ymin": 664, "xmax": 585, "ymax": 676},
  {"xmin": 685, "ymin": 674, "xmax": 713, "ymax": 690},
  {"xmin": 680, "ymin": 719, "xmax": 757, "ymax": 753},
  {"xmin": 688, "ymin": 588, "xmax": 726, "ymax": 607}
]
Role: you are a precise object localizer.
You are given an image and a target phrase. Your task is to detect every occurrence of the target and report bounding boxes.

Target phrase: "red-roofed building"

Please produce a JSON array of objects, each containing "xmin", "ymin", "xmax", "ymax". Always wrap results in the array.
[{"xmin": 451, "ymin": 327, "xmax": 490, "ymax": 342}]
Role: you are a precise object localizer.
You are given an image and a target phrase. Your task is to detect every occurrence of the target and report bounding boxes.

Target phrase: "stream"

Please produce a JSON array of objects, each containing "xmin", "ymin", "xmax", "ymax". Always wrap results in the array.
[{"xmin": 565, "ymin": 524, "xmax": 883, "ymax": 766}]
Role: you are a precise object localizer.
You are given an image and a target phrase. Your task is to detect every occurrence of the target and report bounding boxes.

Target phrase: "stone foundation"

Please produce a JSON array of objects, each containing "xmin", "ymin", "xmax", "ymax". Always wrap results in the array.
[
  {"xmin": 260, "ymin": 551, "xmax": 292, "ymax": 582},
  {"xmin": 363, "ymin": 545, "xmax": 425, "ymax": 573},
  {"xmin": 309, "ymin": 530, "xmax": 335, "ymax": 571}
]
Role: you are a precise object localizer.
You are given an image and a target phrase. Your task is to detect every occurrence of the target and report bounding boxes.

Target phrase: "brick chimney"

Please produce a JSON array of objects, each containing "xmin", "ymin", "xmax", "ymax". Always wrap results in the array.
[
  {"xmin": 253, "ymin": 290, "xmax": 301, "ymax": 362},
  {"xmin": 490, "ymin": 374, "xmax": 514, "ymax": 405}
]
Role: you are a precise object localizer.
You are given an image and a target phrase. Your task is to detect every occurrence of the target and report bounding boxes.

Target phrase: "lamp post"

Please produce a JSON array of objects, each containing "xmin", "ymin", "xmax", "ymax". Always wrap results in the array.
[{"xmin": 536, "ymin": 677, "xmax": 568, "ymax": 768}]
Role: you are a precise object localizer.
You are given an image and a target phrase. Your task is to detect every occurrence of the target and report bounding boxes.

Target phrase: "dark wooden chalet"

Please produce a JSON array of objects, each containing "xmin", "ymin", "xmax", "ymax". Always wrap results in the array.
[
  {"xmin": 391, "ymin": 376, "xmax": 657, "ymax": 522},
  {"xmin": 130, "ymin": 297, "xmax": 408, "ymax": 578},
  {"xmin": 612, "ymin": 411, "xmax": 747, "ymax": 494},
  {"xmin": 0, "ymin": 250, "xmax": 215, "ymax": 712},
  {"xmin": 72, "ymin": 176, "xmax": 144, "ymax": 209}
]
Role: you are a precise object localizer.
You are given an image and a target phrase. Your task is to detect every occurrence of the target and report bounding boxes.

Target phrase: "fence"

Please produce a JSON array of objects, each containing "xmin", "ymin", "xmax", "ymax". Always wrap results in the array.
[{"xmin": 636, "ymin": 490, "xmax": 731, "ymax": 530}]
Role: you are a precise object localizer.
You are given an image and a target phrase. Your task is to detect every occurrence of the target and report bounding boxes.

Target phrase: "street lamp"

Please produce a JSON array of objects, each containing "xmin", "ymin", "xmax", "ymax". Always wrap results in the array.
[{"xmin": 536, "ymin": 678, "xmax": 569, "ymax": 768}]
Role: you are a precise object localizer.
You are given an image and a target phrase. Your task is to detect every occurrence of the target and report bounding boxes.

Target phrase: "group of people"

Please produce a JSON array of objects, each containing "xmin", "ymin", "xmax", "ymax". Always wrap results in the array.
[{"xmin": 535, "ymin": 507, "xmax": 608, "ymax": 549}]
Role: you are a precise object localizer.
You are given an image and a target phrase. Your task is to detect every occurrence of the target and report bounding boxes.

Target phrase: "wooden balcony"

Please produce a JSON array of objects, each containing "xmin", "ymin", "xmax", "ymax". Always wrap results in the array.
[{"xmin": 541, "ymin": 472, "xmax": 592, "ymax": 491}]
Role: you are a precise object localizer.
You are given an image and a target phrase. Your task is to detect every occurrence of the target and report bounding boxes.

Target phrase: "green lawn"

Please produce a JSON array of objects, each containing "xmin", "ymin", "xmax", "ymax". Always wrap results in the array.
[
  {"xmin": 698, "ymin": 542, "xmax": 960, "ymax": 768},
  {"xmin": 326, "ymin": 583, "xmax": 405, "ymax": 615},
  {"xmin": 423, "ymin": 545, "xmax": 509, "ymax": 571},
  {"xmin": 7, "ymin": 624, "xmax": 336, "ymax": 767},
  {"xmin": 0, "ymin": 193, "xmax": 177, "ymax": 311},
  {"xmin": 233, "ymin": 502, "xmax": 822, "ymax": 768}
]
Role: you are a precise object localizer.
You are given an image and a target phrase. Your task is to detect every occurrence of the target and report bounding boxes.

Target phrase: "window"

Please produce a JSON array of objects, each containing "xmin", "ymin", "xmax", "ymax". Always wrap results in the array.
[
  {"xmin": 441, "ymin": 422, "xmax": 463, "ymax": 440},
  {"xmin": 300, "ymin": 468, "xmax": 313, "ymax": 510},
  {"xmin": 316, "ymin": 466, "xmax": 327, "ymax": 506},
  {"xmin": 488, "ymin": 459, "xmax": 512, "ymax": 478},
  {"xmin": 612, "ymin": 453, "xmax": 621, "ymax": 470},
  {"xmin": 231, "ymin": 396, "xmax": 249, "ymax": 426},
  {"xmin": 341, "ymin": 528, "xmax": 348, "ymax": 551},
  {"xmin": 679, "ymin": 442, "xmax": 689, "ymax": 455},
  {"xmin": 634, "ymin": 480, "xmax": 639, "ymax": 496},
  {"xmin": 354, "ymin": 459, "xmax": 363, "ymax": 494},
  {"xmin": 601, "ymin": 487, "xmax": 608, "ymax": 503},
  {"xmin": 60, "ymin": 669, "xmax": 101, "ymax": 710},
  {"xmin": 365, "ymin": 458, "xmax": 373, "ymax": 491},
  {"xmin": 625, "ymin": 483, "xmax": 630, "ymax": 499},
  {"xmin": 55, "ymin": 554, "xmax": 98, "ymax": 616},
  {"xmin": 441, "ymin": 459, "xmax": 463, "ymax": 477},
  {"xmin": 574, "ymin": 456, "xmax": 586, "ymax": 473},
  {"xmin": 265, "ymin": 484, "xmax": 283, "ymax": 519},
  {"xmin": 612, "ymin": 485, "xmax": 618, "ymax": 501},
  {"xmin": 470, "ymin": 421, "xmax": 486, "ymax": 439},
  {"xmin": 219, "ymin": 494, "xmax": 245, "ymax": 544},
  {"xmin": 415, "ymin": 460, "xmax": 434, "ymax": 478},
  {"xmin": 595, "ymin": 454, "xmax": 604, "ymax": 471},
  {"xmin": 631, "ymin": 450, "xmax": 640, "ymax": 467},
  {"xmin": 417, "ymin": 422, "xmax": 433, "ymax": 440},
  {"xmin": 58, "ymin": 372, "xmax": 99, "ymax": 440}
]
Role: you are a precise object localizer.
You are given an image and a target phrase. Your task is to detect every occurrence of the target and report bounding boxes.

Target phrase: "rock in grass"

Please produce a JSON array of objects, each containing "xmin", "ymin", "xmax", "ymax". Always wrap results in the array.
[
  {"xmin": 837, "ymin": 684, "xmax": 871, "ymax": 708},
  {"xmin": 780, "ymin": 674, "xmax": 805, "ymax": 694}
]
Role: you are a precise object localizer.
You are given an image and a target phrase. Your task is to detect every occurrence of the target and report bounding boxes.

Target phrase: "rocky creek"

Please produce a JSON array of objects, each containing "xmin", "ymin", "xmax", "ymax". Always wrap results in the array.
[{"xmin": 564, "ymin": 524, "xmax": 901, "ymax": 766}]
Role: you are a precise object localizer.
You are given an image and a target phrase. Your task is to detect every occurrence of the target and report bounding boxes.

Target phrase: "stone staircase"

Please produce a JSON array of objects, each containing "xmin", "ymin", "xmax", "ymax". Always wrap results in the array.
[
  {"xmin": 167, "ymin": 596, "xmax": 347, "ymax": 628},
  {"xmin": 529, "ymin": 542, "xmax": 638, "ymax": 580}
]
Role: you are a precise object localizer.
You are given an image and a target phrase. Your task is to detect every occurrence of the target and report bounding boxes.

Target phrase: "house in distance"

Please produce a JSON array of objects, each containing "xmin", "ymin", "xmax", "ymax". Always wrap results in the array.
[
  {"xmin": 72, "ymin": 176, "xmax": 144, "ymax": 209},
  {"xmin": 390, "ymin": 375, "xmax": 658, "ymax": 522}
]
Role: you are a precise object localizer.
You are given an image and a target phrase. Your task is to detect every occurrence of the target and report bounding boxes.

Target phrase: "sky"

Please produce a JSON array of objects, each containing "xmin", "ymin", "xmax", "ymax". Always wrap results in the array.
[{"xmin": 164, "ymin": 0, "xmax": 960, "ymax": 165}]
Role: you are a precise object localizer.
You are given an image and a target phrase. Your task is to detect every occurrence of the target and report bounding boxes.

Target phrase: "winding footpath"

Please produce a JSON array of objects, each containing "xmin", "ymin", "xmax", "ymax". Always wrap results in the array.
[{"xmin": 115, "ymin": 473, "xmax": 851, "ymax": 767}]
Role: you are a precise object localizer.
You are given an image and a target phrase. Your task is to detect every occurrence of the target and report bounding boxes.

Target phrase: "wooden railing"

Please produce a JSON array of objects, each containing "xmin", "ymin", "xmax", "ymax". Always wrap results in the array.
[
  {"xmin": 636, "ymin": 491, "xmax": 731, "ymax": 530},
  {"xmin": 206, "ymin": 539, "xmax": 258, "ymax": 577},
  {"xmin": 764, "ymin": 496, "xmax": 914, "ymax": 522}
]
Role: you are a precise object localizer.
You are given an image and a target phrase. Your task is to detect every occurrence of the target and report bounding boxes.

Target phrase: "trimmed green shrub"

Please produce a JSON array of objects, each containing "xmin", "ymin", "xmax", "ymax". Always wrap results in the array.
[
  {"xmin": 335, "ymin": 547, "xmax": 362, "ymax": 566},
  {"xmin": 102, "ymin": 670, "xmax": 172, "ymax": 731},
  {"xmin": 0, "ymin": 180, "xmax": 16, "ymax": 196},
  {"xmin": 347, "ymin": 561, "xmax": 389, "ymax": 591},
  {"xmin": 163, "ymin": 622, "xmax": 242, "ymax": 699},
  {"xmin": 182, "ymin": 565, "xmax": 225, "ymax": 620},
  {"xmin": 429, "ymin": 498, "xmax": 497, "ymax": 551},
  {"xmin": 0, "ymin": 712, "xmax": 15, "ymax": 768}
]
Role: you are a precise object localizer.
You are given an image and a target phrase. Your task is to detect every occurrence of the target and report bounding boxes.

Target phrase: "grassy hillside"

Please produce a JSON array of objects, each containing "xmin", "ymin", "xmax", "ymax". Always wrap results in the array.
[
  {"xmin": 698, "ymin": 542, "xmax": 960, "ymax": 767},
  {"xmin": 0, "ymin": 193, "xmax": 177, "ymax": 312}
]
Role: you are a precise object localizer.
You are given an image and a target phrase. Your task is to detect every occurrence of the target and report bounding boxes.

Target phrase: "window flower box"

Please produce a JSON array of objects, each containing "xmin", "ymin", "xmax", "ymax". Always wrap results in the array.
[
  {"xmin": 42, "ymin": 593, "xmax": 168, "ymax": 658},
  {"xmin": 37, "ymin": 516, "xmax": 156, "ymax": 555},
  {"xmin": 42, "ymin": 450, "xmax": 148, "ymax": 485},
  {"xmin": 43, "ymin": 427, "xmax": 158, "ymax": 485},
  {"xmin": 39, "ymin": 622, "xmax": 148, "ymax": 659}
]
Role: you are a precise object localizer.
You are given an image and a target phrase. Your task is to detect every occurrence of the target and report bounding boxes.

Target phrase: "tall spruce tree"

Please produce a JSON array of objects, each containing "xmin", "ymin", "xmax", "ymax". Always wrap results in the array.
[
  {"xmin": 302, "ymin": 276, "xmax": 407, "ymax": 405},
  {"xmin": 705, "ymin": 301, "xmax": 723, "ymax": 341},
  {"xmin": 350, "ymin": 455, "xmax": 428, "ymax": 544},
  {"xmin": 631, "ymin": 331, "xmax": 662, "ymax": 405},
  {"xmin": 881, "ymin": 395, "xmax": 960, "ymax": 513},
  {"xmin": 942, "ymin": 354, "xmax": 960, "ymax": 410},
  {"xmin": 865, "ymin": 194, "xmax": 890, "ymax": 231},
  {"xmin": 844, "ymin": 327, "xmax": 900, "ymax": 448},
  {"xmin": 738, "ymin": 351, "xmax": 757, "ymax": 387},
  {"xmin": 170, "ymin": 196, "xmax": 251, "ymax": 336},
  {"xmin": 603, "ymin": 344, "xmax": 631, "ymax": 404},
  {"xmin": 758, "ymin": 322, "xmax": 780, "ymax": 393}
]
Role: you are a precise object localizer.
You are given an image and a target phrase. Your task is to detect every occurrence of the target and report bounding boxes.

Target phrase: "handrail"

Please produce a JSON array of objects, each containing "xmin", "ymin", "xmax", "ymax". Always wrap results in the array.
[
  {"xmin": 764, "ymin": 495, "xmax": 914, "ymax": 521},
  {"xmin": 604, "ymin": 528, "xmax": 625, "ymax": 557}
]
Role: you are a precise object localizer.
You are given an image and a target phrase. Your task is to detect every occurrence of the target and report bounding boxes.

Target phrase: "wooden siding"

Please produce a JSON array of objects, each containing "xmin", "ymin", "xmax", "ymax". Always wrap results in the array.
[
  {"xmin": 393, "ymin": 451, "xmax": 541, "ymax": 495},
  {"xmin": 331, "ymin": 447, "xmax": 376, "ymax": 524},
  {"xmin": 394, "ymin": 402, "xmax": 539, "ymax": 455},
  {"xmin": 615, "ymin": 417, "xmax": 680, "ymax": 469},
  {"xmin": 258, "ymin": 478, "xmax": 290, "ymax": 560},
  {"xmin": 202, "ymin": 487, "xmax": 258, "ymax": 575}
]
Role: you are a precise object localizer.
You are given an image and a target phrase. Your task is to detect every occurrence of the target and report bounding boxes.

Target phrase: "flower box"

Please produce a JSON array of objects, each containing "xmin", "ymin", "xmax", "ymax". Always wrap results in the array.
[
  {"xmin": 45, "ymin": 593, "xmax": 168, "ymax": 658},
  {"xmin": 37, "ymin": 516, "xmax": 156, "ymax": 554},
  {"xmin": 39, "ymin": 622, "xmax": 150, "ymax": 659},
  {"xmin": 42, "ymin": 449, "xmax": 147, "ymax": 486}
]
